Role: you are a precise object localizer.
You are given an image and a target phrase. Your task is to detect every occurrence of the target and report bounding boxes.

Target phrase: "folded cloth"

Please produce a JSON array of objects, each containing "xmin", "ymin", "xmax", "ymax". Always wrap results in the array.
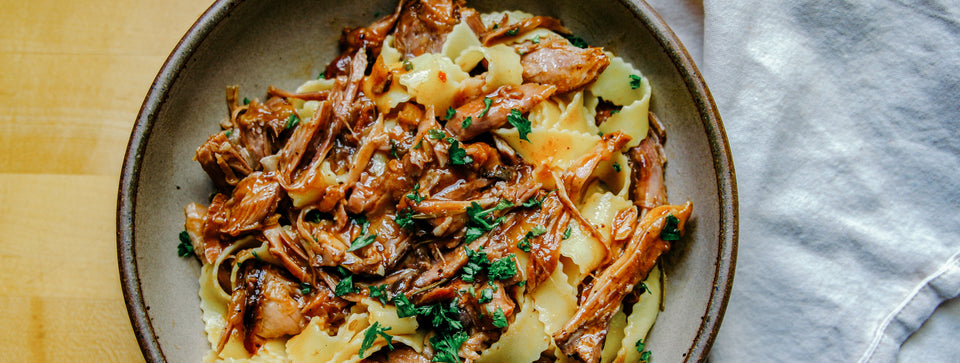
[{"xmin": 647, "ymin": 0, "xmax": 960, "ymax": 361}]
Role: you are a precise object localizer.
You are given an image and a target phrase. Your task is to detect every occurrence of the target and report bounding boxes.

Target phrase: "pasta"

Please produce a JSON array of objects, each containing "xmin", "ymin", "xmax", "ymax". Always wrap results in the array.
[{"xmin": 181, "ymin": 1, "xmax": 692, "ymax": 362}]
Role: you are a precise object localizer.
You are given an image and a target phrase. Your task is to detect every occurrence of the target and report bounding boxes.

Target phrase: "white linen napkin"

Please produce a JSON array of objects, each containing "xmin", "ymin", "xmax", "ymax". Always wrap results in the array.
[{"xmin": 645, "ymin": 0, "xmax": 960, "ymax": 361}]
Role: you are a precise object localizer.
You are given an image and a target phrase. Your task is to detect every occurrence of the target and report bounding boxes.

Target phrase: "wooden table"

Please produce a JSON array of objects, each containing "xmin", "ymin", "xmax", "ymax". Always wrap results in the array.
[{"xmin": 0, "ymin": 1, "xmax": 211, "ymax": 361}]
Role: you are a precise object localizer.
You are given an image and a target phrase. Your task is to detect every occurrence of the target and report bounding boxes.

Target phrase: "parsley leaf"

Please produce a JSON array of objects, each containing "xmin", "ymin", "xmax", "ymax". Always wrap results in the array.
[
  {"xmin": 461, "ymin": 245, "xmax": 489, "ymax": 282},
  {"xmin": 565, "ymin": 35, "xmax": 589, "ymax": 48},
  {"xmin": 317, "ymin": 71, "xmax": 326, "ymax": 79},
  {"xmin": 521, "ymin": 195, "xmax": 545, "ymax": 208},
  {"xmin": 300, "ymin": 282, "xmax": 312, "ymax": 295},
  {"xmin": 661, "ymin": 215, "xmax": 682, "ymax": 241},
  {"xmin": 348, "ymin": 233, "xmax": 377, "ymax": 252},
  {"xmin": 463, "ymin": 200, "xmax": 513, "ymax": 242},
  {"xmin": 359, "ymin": 321, "xmax": 393, "ymax": 357},
  {"xmin": 429, "ymin": 331, "xmax": 469, "ymax": 363},
  {"xmin": 641, "ymin": 351, "xmax": 652, "ymax": 362},
  {"xmin": 611, "ymin": 108, "xmax": 621, "ymax": 114},
  {"xmin": 638, "ymin": 281, "xmax": 652, "ymax": 295},
  {"xmin": 612, "ymin": 162, "xmax": 622, "ymax": 172},
  {"xmin": 629, "ymin": 74, "xmax": 644, "ymax": 89},
  {"xmin": 390, "ymin": 139, "xmax": 400, "ymax": 159},
  {"xmin": 392, "ymin": 294, "xmax": 417, "ymax": 318},
  {"xmin": 562, "ymin": 226, "xmax": 572, "ymax": 240},
  {"xmin": 403, "ymin": 60, "xmax": 413, "ymax": 71},
  {"xmin": 635, "ymin": 339, "xmax": 646, "ymax": 353},
  {"xmin": 478, "ymin": 288, "xmax": 493, "ymax": 304},
  {"xmin": 429, "ymin": 128, "xmax": 446, "ymax": 140},
  {"xmin": 445, "ymin": 107, "xmax": 457, "ymax": 121},
  {"xmin": 506, "ymin": 27, "xmax": 519, "ymax": 36},
  {"xmin": 447, "ymin": 137, "xmax": 473, "ymax": 165},
  {"xmin": 406, "ymin": 183, "xmax": 424, "ymax": 203},
  {"xmin": 395, "ymin": 208, "xmax": 415, "ymax": 230},
  {"xmin": 177, "ymin": 231, "xmax": 194, "ymax": 257},
  {"xmin": 285, "ymin": 114, "xmax": 300, "ymax": 130},
  {"xmin": 418, "ymin": 300, "xmax": 463, "ymax": 332},
  {"xmin": 517, "ymin": 225, "xmax": 547, "ymax": 252},
  {"xmin": 531, "ymin": 35, "xmax": 541, "ymax": 44},
  {"xmin": 491, "ymin": 307, "xmax": 508, "ymax": 328},
  {"xmin": 306, "ymin": 209, "xmax": 324, "ymax": 223},
  {"xmin": 478, "ymin": 97, "xmax": 493, "ymax": 118},
  {"xmin": 335, "ymin": 274, "xmax": 358, "ymax": 296},
  {"xmin": 368, "ymin": 284, "xmax": 389, "ymax": 304},
  {"xmin": 488, "ymin": 254, "xmax": 518, "ymax": 281},
  {"xmin": 507, "ymin": 109, "xmax": 532, "ymax": 142},
  {"xmin": 242, "ymin": 97, "xmax": 250, "ymax": 105},
  {"xmin": 461, "ymin": 116, "xmax": 472, "ymax": 129}
]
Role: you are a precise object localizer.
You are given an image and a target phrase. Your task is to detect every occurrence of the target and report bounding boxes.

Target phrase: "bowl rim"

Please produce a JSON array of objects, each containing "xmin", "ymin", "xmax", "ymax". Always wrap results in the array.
[{"xmin": 116, "ymin": 0, "xmax": 738, "ymax": 362}]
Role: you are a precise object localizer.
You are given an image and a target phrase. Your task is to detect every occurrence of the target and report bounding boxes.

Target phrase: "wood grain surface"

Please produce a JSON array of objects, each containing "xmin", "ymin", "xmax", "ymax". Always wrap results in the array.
[{"xmin": 0, "ymin": 0, "xmax": 211, "ymax": 361}]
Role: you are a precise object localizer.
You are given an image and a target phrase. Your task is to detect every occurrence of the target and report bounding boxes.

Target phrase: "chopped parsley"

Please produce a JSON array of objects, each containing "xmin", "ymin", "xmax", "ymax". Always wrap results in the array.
[
  {"xmin": 638, "ymin": 281, "xmax": 652, "ymax": 295},
  {"xmin": 251, "ymin": 250, "xmax": 262, "ymax": 261},
  {"xmin": 299, "ymin": 282, "xmax": 312, "ymax": 295},
  {"xmin": 394, "ymin": 208, "xmax": 415, "ymax": 230},
  {"xmin": 224, "ymin": 130, "xmax": 233, "ymax": 138},
  {"xmin": 612, "ymin": 162, "xmax": 622, "ymax": 172},
  {"xmin": 177, "ymin": 231, "xmax": 194, "ymax": 257},
  {"xmin": 611, "ymin": 108, "xmax": 621, "ymax": 114},
  {"xmin": 317, "ymin": 71, "xmax": 326, "ymax": 79},
  {"xmin": 335, "ymin": 273, "xmax": 359, "ymax": 296},
  {"xmin": 565, "ymin": 35, "xmax": 589, "ymax": 48},
  {"xmin": 635, "ymin": 338, "xmax": 646, "ymax": 353},
  {"xmin": 517, "ymin": 280, "xmax": 527, "ymax": 287},
  {"xmin": 506, "ymin": 27, "xmax": 519, "ymax": 36},
  {"xmin": 389, "ymin": 139, "xmax": 400, "ymax": 159},
  {"xmin": 369, "ymin": 284, "xmax": 389, "ymax": 304},
  {"xmin": 406, "ymin": 182, "xmax": 424, "ymax": 203},
  {"xmin": 429, "ymin": 128, "xmax": 446, "ymax": 139},
  {"xmin": 661, "ymin": 215, "xmax": 682, "ymax": 241},
  {"xmin": 491, "ymin": 307, "xmax": 508, "ymax": 328},
  {"xmin": 598, "ymin": 131, "xmax": 605, "ymax": 137},
  {"xmin": 285, "ymin": 114, "xmax": 301, "ymax": 130},
  {"xmin": 461, "ymin": 116, "xmax": 472, "ymax": 129},
  {"xmin": 478, "ymin": 97, "xmax": 493, "ymax": 118},
  {"xmin": 445, "ymin": 107, "xmax": 457, "ymax": 121},
  {"xmin": 461, "ymin": 245, "xmax": 489, "ymax": 282},
  {"xmin": 531, "ymin": 35, "xmax": 541, "ymax": 44},
  {"xmin": 242, "ymin": 97, "xmax": 250, "ymax": 105},
  {"xmin": 464, "ymin": 199, "xmax": 513, "ymax": 243},
  {"xmin": 447, "ymin": 137, "xmax": 473, "ymax": 165},
  {"xmin": 563, "ymin": 225, "xmax": 572, "ymax": 240},
  {"xmin": 418, "ymin": 300, "xmax": 464, "ymax": 332},
  {"xmin": 488, "ymin": 254, "xmax": 518, "ymax": 281},
  {"xmin": 521, "ymin": 194, "xmax": 546, "ymax": 208},
  {"xmin": 392, "ymin": 294, "xmax": 417, "ymax": 318},
  {"xmin": 507, "ymin": 109, "xmax": 532, "ymax": 142},
  {"xmin": 403, "ymin": 60, "xmax": 413, "ymax": 71},
  {"xmin": 478, "ymin": 288, "xmax": 493, "ymax": 304},
  {"xmin": 635, "ymin": 339, "xmax": 653, "ymax": 362},
  {"xmin": 412, "ymin": 138, "xmax": 423, "ymax": 149},
  {"xmin": 429, "ymin": 331, "xmax": 469, "ymax": 363},
  {"xmin": 629, "ymin": 74, "xmax": 644, "ymax": 89},
  {"xmin": 359, "ymin": 321, "xmax": 394, "ymax": 357},
  {"xmin": 347, "ymin": 233, "xmax": 377, "ymax": 252},
  {"xmin": 518, "ymin": 225, "xmax": 547, "ymax": 252}
]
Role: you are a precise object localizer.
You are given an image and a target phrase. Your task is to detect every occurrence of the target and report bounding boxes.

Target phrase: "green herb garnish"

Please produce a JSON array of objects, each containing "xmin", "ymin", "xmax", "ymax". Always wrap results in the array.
[
  {"xmin": 447, "ymin": 137, "xmax": 473, "ymax": 165},
  {"xmin": 403, "ymin": 60, "xmax": 413, "ymax": 71},
  {"xmin": 359, "ymin": 321, "xmax": 393, "ymax": 357},
  {"xmin": 242, "ymin": 97, "xmax": 250, "ymax": 105},
  {"xmin": 506, "ymin": 27, "xmax": 519, "ymax": 36},
  {"xmin": 429, "ymin": 331, "xmax": 469, "ymax": 363},
  {"xmin": 429, "ymin": 128, "xmax": 446, "ymax": 140},
  {"xmin": 406, "ymin": 183, "xmax": 424, "ymax": 203},
  {"xmin": 461, "ymin": 116, "xmax": 472, "ymax": 129},
  {"xmin": 612, "ymin": 162, "xmax": 622, "ymax": 172},
  {"xmin": 507, "ymin": 109, "xmax": 532, "ymax": 142},
  {"xmin": 661, "ymin": 215, "xmax": 681, "ymax": 241},
  {"xmin": 488, "ymin": 254, "xmax": 518, "ymax": 281},
  {"xmin": 461, "ymin": 245, "xmax": 489, "ymax": 282},
  {"xmin": 335, "ymin": 274, "xmax": 358, "ymax": 296},
  {"xmin": 299, "ymin": 282, "xmax": 312, "ymax": 295},
  {"xmin": 445, "ymin": 107, "xmax": 457, "ymax": 121},
  {"xmin": 492, "ymin": 307, "xmax": 508, "ymax": 328},
  {"xmin": 177, "ymin": 231, "xmax": 194, "ymax": 257},
  {"xmin": 478, "ymin": 97, "xmax": 493, "ymax": 118},
  {"xmin": 629, "ymin": 74, "xmax": 644, "ymax": 89},
  {"xmin": 317, "ymin": 71, "xmax": 326, "ymax": 79},
  {"xmin": 563, "ymin": 226, "xmax": 572, "ymax": 240},
  {"xmin": 392, "ymin": 294, "xmax": 417, "ymax": 318},
  {"xmin": 478, "ymin": 288, "xmax": 493, "ymax": 304},
  {"xmin": 517, "ymin": 225, "xmax": 547, "ymax": 252},
  {"xmin": 285, "ymin": 114, "xmax": 301, "ymax": 130},
  {"xmin": 394, "ymin": 208, "xmax": 415, "ymax": 230},
  {"xmin": 565, "ymin": 35, "xmax": 588, "ymax": 48}
]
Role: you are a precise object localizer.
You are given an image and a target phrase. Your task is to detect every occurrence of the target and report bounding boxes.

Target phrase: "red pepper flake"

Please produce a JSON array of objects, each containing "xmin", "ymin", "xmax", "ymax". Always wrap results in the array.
[{"xmin": 438, "ymin": 71, "xmax": 447, "ymax": 82}]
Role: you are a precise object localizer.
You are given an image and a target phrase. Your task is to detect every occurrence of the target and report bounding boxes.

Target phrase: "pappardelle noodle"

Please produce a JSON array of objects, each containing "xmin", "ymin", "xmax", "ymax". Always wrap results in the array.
[{"xmin": 181, "ymin": 1, "xmax": 692, "ymax": 362}]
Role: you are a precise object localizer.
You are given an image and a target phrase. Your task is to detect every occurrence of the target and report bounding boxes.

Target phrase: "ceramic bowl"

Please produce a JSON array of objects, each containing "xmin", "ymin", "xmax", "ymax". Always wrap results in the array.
[{"xmin": 118, "ymin": 0, "xmax": 737, "ymax": 361}]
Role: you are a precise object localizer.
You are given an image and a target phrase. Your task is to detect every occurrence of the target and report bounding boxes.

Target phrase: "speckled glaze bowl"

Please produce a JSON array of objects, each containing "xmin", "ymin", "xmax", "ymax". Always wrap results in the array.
[{"xmin": 117, "ymin": 0, "xmax": 737, "ymax": 361}]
